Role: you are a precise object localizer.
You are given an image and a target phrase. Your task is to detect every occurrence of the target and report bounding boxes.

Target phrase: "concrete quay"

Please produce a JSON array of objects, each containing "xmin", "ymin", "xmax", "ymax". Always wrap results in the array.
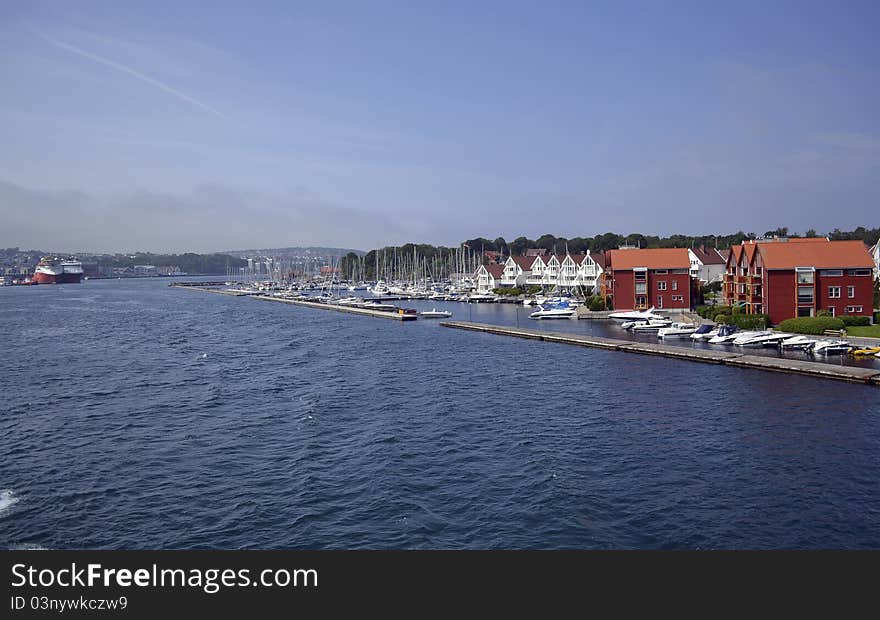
[
  {"xmin": 251, "ymin": 295, "xmax": 417, "ymax": 320},
  {"xmin": 440, "ymin": 321, "xmax": 880, "ymax": 386}
]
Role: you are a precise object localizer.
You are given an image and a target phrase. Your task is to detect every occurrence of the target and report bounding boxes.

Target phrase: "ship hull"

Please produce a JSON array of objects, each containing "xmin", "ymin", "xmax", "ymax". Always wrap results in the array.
[{"xmin": 33, "ymin": 272, "xmax": 83, "ymax": 284}]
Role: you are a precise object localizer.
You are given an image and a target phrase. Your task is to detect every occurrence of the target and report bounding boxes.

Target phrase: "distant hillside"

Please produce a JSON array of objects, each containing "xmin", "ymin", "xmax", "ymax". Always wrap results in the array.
[{"xmin": 222, "ymin": 246, "xmax": 365, "ymax": 258}]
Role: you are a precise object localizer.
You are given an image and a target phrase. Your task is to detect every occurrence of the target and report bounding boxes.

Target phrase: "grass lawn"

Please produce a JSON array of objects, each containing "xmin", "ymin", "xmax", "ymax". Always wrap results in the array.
[{"xmin": 846, "ymin": 325, "xmax": 880, "ymax": 338}]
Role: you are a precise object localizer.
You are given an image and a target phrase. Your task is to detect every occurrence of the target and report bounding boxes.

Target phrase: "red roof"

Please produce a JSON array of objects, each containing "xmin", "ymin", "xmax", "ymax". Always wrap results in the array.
[
  {"xmin": 756, "ymin": 240, "xmax": 874, "ymax": 270},
  {"xmin": 542, "ymin": 254, "xmax": 569, "ymax": 265},
  {"xmin": 728, "ymin": 245, "xmax": 743, "ymax": 267},
  {"xmin": 590, "ymin": 252, "xmax": 607, "ymax": 269},
  {"xmin": 512, "ymin": 255, "xmax": 539, "ymax": 269},
  {"xmin": 608, "ymin": 248, "xmax": 690, "ymax": 270},
  {"xmin": 691, "ymin": 247, "xmax": 726, "ymax": 265},
  {"xmin": 485, "ymin": 263, "xmax": 504, "ymax": 278}
]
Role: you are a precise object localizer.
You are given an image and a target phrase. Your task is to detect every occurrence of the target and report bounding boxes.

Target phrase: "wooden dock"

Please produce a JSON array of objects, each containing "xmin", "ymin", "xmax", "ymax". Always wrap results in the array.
[{"xmin": 440, "ymin": 321, "xmax": 880, "ymax": 386}]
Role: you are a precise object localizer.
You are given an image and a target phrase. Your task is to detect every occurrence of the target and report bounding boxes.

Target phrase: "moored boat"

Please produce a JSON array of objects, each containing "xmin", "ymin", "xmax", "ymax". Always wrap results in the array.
[
  {"xmin": 850, "ymin": 346, "xmax": 880, "ymax": 357},
  {"xmin": 780, "ymin": 335, "xmax": 817, "ymax": 350},
  {"xmin": 419, "ymin": 308, "xmax": 453, "ymax": 318},
  {"xmin": 657, "ymin": 322, "xmax": 697, "ymax": 338},
  {"xmin": 529, "ymin": 301, "xmax": 577, "ymax": 319},
  {"xmin": 629, "ymin": 319, "xmax": 673, "ymax": 332},
  {"xmin": 608, "ymin": 306, "xmax": 666, "ymax": 322},
  {"xmin": 707, "ymin": 325, "xmax": 739, "ymax": 344},
  {"xmin": 689, "ymin": 324, "xmax": 716, "ymax": 340},
  {"xmin": 736, "ymin": 332, "xmax": 791, "ymax": 347},
  {"xmin": 731, "ymin": 330, "xmax": 771, "ymax": 346},
  {"xmin": 810, "ymin": 340, "xmax": 851, "ymax": 355}
]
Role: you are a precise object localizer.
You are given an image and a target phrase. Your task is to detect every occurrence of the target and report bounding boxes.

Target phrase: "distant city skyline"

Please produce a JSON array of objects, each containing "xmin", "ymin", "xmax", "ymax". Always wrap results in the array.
[{"xmin": 2, "ymin": 1, "xmax": 879, "ymax": 253}]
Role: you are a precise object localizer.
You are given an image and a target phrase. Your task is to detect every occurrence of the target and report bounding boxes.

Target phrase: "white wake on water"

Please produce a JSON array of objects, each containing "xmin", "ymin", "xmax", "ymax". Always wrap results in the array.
[{"xmin": 0, "ymin": 489, "xmax": 19, "ymax": 515}]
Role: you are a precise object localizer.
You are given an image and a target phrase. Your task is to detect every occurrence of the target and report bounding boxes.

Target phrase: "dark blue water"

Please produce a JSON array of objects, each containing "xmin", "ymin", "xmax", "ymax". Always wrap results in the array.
[{"xmin": 2, "ymin": 279, "xmax": 879, "ymax": 549}]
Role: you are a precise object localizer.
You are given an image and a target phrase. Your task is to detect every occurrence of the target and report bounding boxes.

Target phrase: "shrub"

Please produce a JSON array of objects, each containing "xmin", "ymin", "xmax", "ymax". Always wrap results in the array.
[
  {"xmin": 840, "ymin": 315, "xmax": 870, "ymax": 327},
  {"xmin": 777, "ymin": 317, "xmax": 846, "ymax": 335},
  {"xmin": 730, "ymin": 313, "xmax": 771, "ymax": 330},
  {"xmin": 816, "ymin": 309, "xmax": 832, "ymax": 317},
  {"xmin": 714, "ymin": 314, "xmax": 731, "ymax": 324},
  {"xmin": 493, "ymin": 287, "xmax": 522, "ymax": 296},
  {"xmin": 588, "ymin": 296, "xmax": 606, "ymax": 311},
  {"xmin": 703, "ymin": 281, "xmax": 722, "ymax": 294},
  {"xmin": 699, "ymin": 305, "xmax": 731, "ymax": 318}
]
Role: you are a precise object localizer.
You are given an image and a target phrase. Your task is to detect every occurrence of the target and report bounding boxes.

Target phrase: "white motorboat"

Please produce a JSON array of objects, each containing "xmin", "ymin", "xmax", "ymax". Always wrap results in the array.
[
  {"xmin": 359, "ymin": 301, "xmax": 397, "ymax": 311},
  {"xmin": 657, "ymin": 322, "xmax": 698, "ymax": 338},
  {"xmin": 608, "ymin": 306, "xmax": 667, "ymax": 322},
  {"xmin": 419, "ymin": 308, "xmax": 453, "ymax": 318},
  {"xmin": 780, "ymin": 335, "xmax": 817, "ymax": 350},
  {"xmin": 529, "ymin": 304, "xmax": 577, "ymax": 319},
  {"xmin": 736, "ymin": 332, "xmax": 792, "ymax": 347},
  {"xmin": 466, "ymin": 293, "xmax": 497, "ymax": 303},
  {"xmin": 630, "ymin": 319, "xmax": 673, "ymax": 332},
  {"xmin": 689, "ymin": 324, "xmax": 716, "ymax": 340},
  {"xmin": 707, "ymin": 325, "xmax": 739, "ymax": 344},
  {"xmin": 810, "ymin": 340, "xmax": 851, "ymax": 355},
  {"xmin": 370, "ymin": 280, "xmax": 391, "ymax": 296},
  {"xmin": 335, "ymin": 297, "xmax": 364, "ymax": 306},
  {"xmin": 731, "ymin": 330, "xmax": 771, "ymax": 346}
]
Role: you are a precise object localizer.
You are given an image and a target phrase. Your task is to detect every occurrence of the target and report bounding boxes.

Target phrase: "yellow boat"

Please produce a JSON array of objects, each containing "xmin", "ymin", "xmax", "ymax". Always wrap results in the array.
[{"xmin": 850, "ymin": 346, "xmax": 880, "ymax": 356}]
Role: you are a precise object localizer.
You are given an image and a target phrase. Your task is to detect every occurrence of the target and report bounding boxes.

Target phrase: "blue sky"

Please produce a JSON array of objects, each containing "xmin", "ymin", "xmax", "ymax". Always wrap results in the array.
[{"xmin": 1, "ymin": 1, "xmax": 878, "ymax": 252}]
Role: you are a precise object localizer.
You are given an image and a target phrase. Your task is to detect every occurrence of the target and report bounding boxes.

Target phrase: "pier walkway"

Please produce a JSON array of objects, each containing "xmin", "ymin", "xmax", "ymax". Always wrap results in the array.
[
  {"xmin": 441, "ymin": 321, "xmax": 880, "ymax": 386},
  {"xmin": 252, "ymin": 295, "xmax": 417, "ymax": 320}
]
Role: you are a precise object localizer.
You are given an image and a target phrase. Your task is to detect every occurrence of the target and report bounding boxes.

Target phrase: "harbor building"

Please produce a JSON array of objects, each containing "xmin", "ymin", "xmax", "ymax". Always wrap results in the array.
[
  {"xmin": 474, "ymin": 263, "xmax": 504, "ymax": 292},
  {"xmin": 604, "ymin": 248, "xmax": 694, "ymax": 311},
  {"xmin": 723, "ymin": 238, "xmax": 875, "ymax": 324},
  {"xmin": 688, "ymin": 247, "xmax": 728, "ymax": 283},
  {"xmin": 497, "ymin": 251, "xmax": 605, "ymax": 291}
]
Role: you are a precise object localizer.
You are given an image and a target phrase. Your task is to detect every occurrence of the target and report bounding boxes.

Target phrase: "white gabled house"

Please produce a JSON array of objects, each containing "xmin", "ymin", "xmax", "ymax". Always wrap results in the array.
[
  {"xmin": 499, "ymin": 255, "xmax": 541, "ymax": 288},
  {"xmin": 576, "ymin": 251, "xmax": 605, "ymax": 291},
  {"xmin": 473, "ymin": 264, "xmax": 505, "ymax": 292},
  {"xmin": 497, "ymin": 251, "xmax": 605, "ymax": 292},
  {"xmin": 688, "ymin": 247, "xmax": 727, "ymax": 283}
]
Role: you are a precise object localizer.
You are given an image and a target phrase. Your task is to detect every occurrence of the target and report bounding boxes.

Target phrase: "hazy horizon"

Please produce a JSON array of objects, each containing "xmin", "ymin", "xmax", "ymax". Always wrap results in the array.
[{"xmin": 2, "ymin": 1, "xmax": 879, "ymax": 252}]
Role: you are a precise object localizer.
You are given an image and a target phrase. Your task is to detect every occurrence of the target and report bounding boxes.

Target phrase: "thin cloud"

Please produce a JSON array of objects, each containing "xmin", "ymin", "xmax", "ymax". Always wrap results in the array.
[{"xmin": 34, "ymin": 30, "xmax": 225, "ymax": 119}]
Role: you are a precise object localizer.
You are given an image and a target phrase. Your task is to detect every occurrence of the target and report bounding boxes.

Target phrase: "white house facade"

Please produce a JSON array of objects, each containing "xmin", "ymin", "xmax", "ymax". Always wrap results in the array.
[
  {"xmin": 498, "ymin": 252, "xmax": 604, "ymax": 291},
  {"xmin": 473, "ymin": 264, "xmax": 504, "ymax": 292},
  {"xmin": 688, "ymin": 247, "xmax": 727, "ymax": 283},
  {"xmin": 871, "ymin": 241, "xmax": 879, "ymax": 280}
]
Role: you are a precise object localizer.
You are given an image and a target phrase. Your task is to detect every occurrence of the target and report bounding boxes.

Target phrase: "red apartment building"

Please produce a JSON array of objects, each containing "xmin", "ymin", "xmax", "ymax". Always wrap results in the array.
[
  {"xmin": 605, "ymin": 248, "xmax": 694, "ymax": 310},
  {"xmin": 723, "ymin": 238, "xmax": 874, "ymax": 324}
]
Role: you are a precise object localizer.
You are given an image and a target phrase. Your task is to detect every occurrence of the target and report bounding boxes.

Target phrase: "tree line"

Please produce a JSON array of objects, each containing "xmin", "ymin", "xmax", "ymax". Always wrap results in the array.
[
  {"xmin": 459, "ymin": 226, "xmax": 880, "ymax": 256},
  {"xmin": 343, "ymin": 226, "xmax": 879, "ymax": 281},
  {"xmin": 85, "ymin": 252, "xmax": 247, "ymax": 275}
]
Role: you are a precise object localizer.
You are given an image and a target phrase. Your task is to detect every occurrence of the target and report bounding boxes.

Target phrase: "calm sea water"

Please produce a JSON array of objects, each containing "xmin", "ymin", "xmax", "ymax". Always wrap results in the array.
[{"xmin": 1, "ymin": 279, "xmax": 879, "ymax": 549}]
